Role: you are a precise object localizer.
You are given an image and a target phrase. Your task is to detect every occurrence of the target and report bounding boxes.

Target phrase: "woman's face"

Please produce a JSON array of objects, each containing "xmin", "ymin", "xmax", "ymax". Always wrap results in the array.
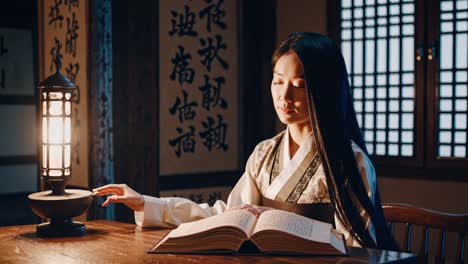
[{"xmin": 271, "ymin": 52, "xmax": 310, "ymax": 127}]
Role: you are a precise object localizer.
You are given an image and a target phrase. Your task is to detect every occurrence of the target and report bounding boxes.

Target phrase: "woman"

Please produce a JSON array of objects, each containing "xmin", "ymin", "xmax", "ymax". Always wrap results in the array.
[{"xmin": 93, "ymin": 32, "xmax": 397, "ymax": 250}]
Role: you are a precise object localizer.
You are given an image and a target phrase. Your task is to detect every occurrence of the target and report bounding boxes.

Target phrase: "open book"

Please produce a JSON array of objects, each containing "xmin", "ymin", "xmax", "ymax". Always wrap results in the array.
[{"xmin": 149, "ymin": 209, "xmax": 347, "ymax": 255}]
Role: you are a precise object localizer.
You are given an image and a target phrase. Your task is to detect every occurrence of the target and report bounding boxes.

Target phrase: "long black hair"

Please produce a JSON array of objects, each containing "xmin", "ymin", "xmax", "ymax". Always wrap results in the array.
[{"xmin": 272, "ymin": 32, "xmax": 398, "ymax": 250}]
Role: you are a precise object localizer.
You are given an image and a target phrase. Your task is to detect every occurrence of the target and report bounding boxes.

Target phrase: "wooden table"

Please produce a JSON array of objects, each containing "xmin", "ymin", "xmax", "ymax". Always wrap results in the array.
[{"xmin": 0, "ymin": 220, "xmax": 417, "ymax": 263}]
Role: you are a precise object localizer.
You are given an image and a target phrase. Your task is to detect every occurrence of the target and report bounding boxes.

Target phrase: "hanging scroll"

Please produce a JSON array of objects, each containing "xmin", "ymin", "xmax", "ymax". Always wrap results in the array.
[{"xmin": 159, "ymin": 0, "xmax": 239, "ymax": 176}]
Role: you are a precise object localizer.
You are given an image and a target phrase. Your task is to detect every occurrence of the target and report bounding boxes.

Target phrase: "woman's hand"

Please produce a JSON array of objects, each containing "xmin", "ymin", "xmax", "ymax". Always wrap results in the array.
[
  {"xmin": 228, "ymin": 204, "xmax": 273, "ymax": 218},
  {"xmin": 92, "ymin": 184, "xmax": 145, "ymax": 212}
]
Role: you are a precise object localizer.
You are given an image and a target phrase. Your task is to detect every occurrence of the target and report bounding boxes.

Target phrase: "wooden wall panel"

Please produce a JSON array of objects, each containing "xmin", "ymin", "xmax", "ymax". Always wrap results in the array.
[{"xmin": 112, "ymin": 0, "xmax": 159, "ymax": 222}]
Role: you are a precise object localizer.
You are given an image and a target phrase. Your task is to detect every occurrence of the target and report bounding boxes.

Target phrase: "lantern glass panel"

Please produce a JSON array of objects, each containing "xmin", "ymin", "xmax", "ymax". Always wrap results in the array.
[
  {"xmin": 42, "ymin": 117, "xmax": 48, "ymax": 143},
  {"xmin": 49, "ymin": 101, "xmax": 63, "ymax": 116},
  {"xmin": 65, "ymin": 101, "xmax": 71, "ymax": 115},
  {"xmin": 65, "ymin": 144, "xmax": 71, "ymax": 168},
  {"xmin": 65, "ymin": 117, "xmax": 71, "ymax": 143},
  {"xmin": 49, "ymin": 92, "xmax": 63, "ymax": 100},
  {"xmin": 49, "ymin": 145, "xmax": 62, "ymax": 169},
  {"xmin": 42, "ymin": 92, "xmax": 47, "ymax": 100},
  {"xmin": 65, "ymin": 92, "xmax": 72, "ymax": 100},
  {"xmin": 49, "ymin": 117, "xmax": 63, "ymax": 144},
  {"xmin": 49, "ymin": 169, "xmax": 63, "ymax": 177},
  {"xmin": 43, "ymin": 145, "xmax": 47, "ymax": 168},
  {"xmin": 42, "ymin": 102, "xmax": 47, "ymax": 115}
]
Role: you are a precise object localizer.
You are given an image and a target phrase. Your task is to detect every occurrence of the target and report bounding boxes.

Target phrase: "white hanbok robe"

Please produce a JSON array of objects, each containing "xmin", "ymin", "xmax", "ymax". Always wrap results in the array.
[{"xmin": 135, "ymin": 129, "xmax": 377, "ymax": 247}]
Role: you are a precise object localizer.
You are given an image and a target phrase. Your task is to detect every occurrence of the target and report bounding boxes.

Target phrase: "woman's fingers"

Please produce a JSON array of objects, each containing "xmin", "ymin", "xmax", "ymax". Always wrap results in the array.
[
  {"xmin": 93, "ymin": 186, "xmax": 124, "ymax": 196},
  {"xmin": 235, "ymin": 204, "xmax": 253, "ymax": 210},
  {"xmin": 92, "ymin": 184, "xmax": 123, "ymax": 192},
  {"xmin": 101, "ymin": 195, "xmax": 127, "ymax": 207},
  {"xmin": 93, "ymin": 189, "xmax": 123, "ymax": 196},
  {"xmin": 101, "ymin": 198, "xmax": 112, "ymax": 207},
  {"xmin": 93, "ymin": 184, "xmax": 127, "ymax": 194},
  {"xmin": 245, "ymin": 208, "xmax": 261, "ymax": 218}
]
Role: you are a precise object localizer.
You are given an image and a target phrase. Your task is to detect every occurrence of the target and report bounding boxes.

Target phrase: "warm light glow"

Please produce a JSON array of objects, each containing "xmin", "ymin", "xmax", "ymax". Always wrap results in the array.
[
  {"xmin": 49, "ymin": 169, "xmax": 63, "ymax": 176},
  {"xmin": 42, "ymin": 145, "xmax": 47, "ymax": 168},
  {"xmin": 49, "ymin": 117, "xmax": 63, "ymax": 144},
  {"xmin": 42, "ymin": 117, "xmax": 47, "ymax": 143},
  {"xmin": 49, "ymin": 145, "xmax": 62, "ymax": 169},
  {"xmin": 41, "ymin": 92, "xmax": 72, "ymax": 177},
  {"xmin": 65, "ymin": 101, "xmax": 71, "ymax": 115},
  {"xmin": 49, "ymin": 101, "xmax": 63, "ymax": 116},
  {"xmin": 47, "ymin": 117, "xmax": 66, "ymax": 176},
  {"xmin": 49, "ymin": 92, "xmax": 63, "ymax": 100},
  {"xmin": 65, "ymin": 117, "xmax": 71, "ymax": 143},
  {"xmin": 65, "ymin": 145, "xmax": 70, "ymax": 168}
]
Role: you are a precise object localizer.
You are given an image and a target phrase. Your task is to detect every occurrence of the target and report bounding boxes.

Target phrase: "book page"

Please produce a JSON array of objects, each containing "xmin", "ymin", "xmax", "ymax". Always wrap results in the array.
[
  {"xmin": 253, "ymin": 210, "xmax": 331, "ymax": 243},
  {"xmin": 168, "ymin": 210, "xmax": 257, "ymax": 238}
]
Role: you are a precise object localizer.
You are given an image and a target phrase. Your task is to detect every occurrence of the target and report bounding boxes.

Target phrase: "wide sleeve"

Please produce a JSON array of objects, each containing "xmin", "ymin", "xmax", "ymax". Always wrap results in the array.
[
  {"xmin": 334, "ymin": 141, "xmax": 377, "ymax": 247},
  {"xmin": 134, "ymin": 144, "xmax": 263, "ymax": 228},
  {"xmin": 225, "ymin": 144, "xmax": 263, "ymax": 208}
]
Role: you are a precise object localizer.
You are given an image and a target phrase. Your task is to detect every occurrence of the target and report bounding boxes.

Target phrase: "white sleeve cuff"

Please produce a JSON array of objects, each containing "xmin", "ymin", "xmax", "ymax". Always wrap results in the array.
[
  {"xmin": 134, "ymin": 195, "xmax": 228, "ymax": 228},
  {"xmin": 134, "ymin": 195, "xmax": 173, "ymax": 228}
]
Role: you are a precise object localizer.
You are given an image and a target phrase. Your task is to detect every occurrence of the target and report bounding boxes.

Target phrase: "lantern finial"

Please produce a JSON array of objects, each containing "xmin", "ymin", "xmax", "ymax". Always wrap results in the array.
[{"xmin": 53, "ymin": 37, "xmax": 62, "ymax": 73}]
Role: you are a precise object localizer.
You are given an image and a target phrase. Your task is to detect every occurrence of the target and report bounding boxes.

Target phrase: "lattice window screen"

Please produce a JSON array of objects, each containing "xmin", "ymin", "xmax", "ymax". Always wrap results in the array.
[
  {"xmin": 438, "ymin": 0, "xmax": 468, "ymax": 158},
  {"xmin": 340, "ymin": 0, "xmax": 415, "ymax": 156}
]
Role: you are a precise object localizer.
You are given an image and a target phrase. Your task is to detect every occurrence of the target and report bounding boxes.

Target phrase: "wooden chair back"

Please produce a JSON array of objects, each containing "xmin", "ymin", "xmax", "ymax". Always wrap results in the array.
[{"xmin": 383, "ymin": 203, "xmax": 468, "ymax": 263}]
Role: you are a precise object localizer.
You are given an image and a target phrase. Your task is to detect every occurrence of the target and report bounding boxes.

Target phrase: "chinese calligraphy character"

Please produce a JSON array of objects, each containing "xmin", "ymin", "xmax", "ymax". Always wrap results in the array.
[
  {"xmin": 66, "ymin": 63, "xmax": 80, "ymax": 103},
  {"xmin": 208, "ymin": 191, "xmax": 221, "ymax": 206},
  {"xmin": 199, "ymin": 0, "xmax": 227, "ymax": 32},
  {"xmin": 0, "ymin": 35, "xmax": 7, "ymax": 56},
  {"xmin": 169, "ymin": 5, "xmax": 198, "ymax": 37},
  {"xmin": 64, "ymin": 0, "xmax": 79, "ymax": 11},
  {"xmin": 169, "ymin": 126, "xmax": 196, "ymax": 157},
  {"xmin": 48, "ymin": 0, "xmax": 64, "ymax": 28},
  {"xmin": 199, "ymin": 115, "xmax": 228, "ymax": 151},
  {"xmin": 66, "ymin": 12, "xmax": 79, "ymax": 57},
  {"xmin": 50, "ymin": 37, "xmax": 63, "ymax": 73},
  {"xmin": 65, "ymin": 62, "xmax": 80, "ymax": 83},
  {"xmin": 198, "ymin": 35, "xmax": 228, "ymax": 72},
  {"xmin": 169, "ymin": 89, "xmax": 198, "ymax": 122},
  {"xmin": 170, "ymin": 45, "xmax": 195, "ymax": 84},
  {"xmin": 198, "ymin": 74, "xmax": 227, "ymax": 111}
]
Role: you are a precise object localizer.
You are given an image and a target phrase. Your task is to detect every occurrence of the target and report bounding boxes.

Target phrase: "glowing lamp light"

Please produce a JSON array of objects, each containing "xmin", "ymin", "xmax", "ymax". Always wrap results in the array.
[{"xmin": 41, "ymin": 85, "xmax": 73, "ymax": 185}]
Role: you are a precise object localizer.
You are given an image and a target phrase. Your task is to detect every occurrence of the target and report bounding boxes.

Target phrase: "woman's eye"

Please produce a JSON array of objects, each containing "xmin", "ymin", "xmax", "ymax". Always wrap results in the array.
[{"xmin": 294, "ymin": 82, "xmax": 305, "ymax": 88}]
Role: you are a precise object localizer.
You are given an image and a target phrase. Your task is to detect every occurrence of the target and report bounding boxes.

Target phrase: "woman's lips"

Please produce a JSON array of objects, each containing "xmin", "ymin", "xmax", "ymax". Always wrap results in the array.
[{"xmin": 279, "ymin": 107, "xmax": 294, "ymax": 114}]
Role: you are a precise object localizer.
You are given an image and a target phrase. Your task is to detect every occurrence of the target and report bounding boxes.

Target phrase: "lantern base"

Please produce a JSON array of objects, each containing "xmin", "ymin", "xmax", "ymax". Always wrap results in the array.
[
  {"xmin": 28, "ymin": 189, "xmax": 93, "ymax": 237},
  {"xmin": 36, "ymin": 218, "xmax": 86, "ymax": 237}
]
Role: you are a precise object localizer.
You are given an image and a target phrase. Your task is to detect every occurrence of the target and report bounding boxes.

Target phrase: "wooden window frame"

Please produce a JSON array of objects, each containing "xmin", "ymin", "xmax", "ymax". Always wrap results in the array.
[
  {"xmin": 328, "ymin": 0, "xmax": 468, "ymax": 181},
  {"xmin": 0, "ymin": 0, "xmax": 40, "ymax": 189}
]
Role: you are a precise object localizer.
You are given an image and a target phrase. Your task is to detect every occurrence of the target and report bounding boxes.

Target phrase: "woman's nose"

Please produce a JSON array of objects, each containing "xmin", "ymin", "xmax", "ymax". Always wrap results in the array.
[{"xmin": 280, "ymin": 82, "xmax": 294, "ymax": 102}]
